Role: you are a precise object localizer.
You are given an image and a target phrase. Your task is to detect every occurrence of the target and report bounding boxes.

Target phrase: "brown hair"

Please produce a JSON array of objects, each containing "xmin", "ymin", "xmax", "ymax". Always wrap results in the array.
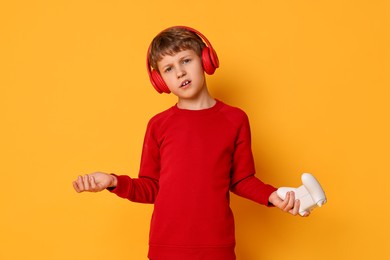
[{"xmin": 148, "ymin": 27, "xmax": 206, "ymax": 71}]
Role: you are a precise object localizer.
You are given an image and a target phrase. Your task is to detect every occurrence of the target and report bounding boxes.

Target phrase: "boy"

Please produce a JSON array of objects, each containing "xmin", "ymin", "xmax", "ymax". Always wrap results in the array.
[{"xmin": 73, "ymin": 26, "xmax": 305, "ymax": 260}]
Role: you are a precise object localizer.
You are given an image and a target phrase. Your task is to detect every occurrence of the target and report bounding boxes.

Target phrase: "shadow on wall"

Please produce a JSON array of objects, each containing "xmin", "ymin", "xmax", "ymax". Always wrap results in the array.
[{"xmin": 209, "ymin": 69, "xmax": 338, "ymax": 258}]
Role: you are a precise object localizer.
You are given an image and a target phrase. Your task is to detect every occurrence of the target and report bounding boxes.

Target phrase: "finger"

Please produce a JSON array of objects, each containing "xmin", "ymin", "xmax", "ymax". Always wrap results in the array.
[
  {"xmin": 83, "ymin": 175, "xmax": 90, "ymax": 190},
  {"xmin": 72, "ymin": 181, "xmax": 81, "ymax": 193},
  {"xmin": 90, "ymin": 175, "xmax": 97, "ymax": 191},
  {"xmin": 302, "ymin": 208, "xmax": 311, "ymax": 217},
  {"xmin": 290, "ymin": 199, "xmax": 300, "ymax": 216},
  {"xmin": 279, "ymin": 192, "xmax": 290, "ymax": 210},
  {"xmin": 284, "ymin": 191, "xmax": 295, "ymax": 211},
  {"xmin": 295, "ymin": 199, "xmax": 301, "ymax": 214},
  {"xmin": 76, "ymin": 175, "xmax": 85, "ymax": 191}
]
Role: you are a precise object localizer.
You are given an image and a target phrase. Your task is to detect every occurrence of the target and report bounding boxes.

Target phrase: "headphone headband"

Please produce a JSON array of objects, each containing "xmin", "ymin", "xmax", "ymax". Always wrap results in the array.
[{"xmin": 146, "ymin": 26, "xmax": 219, "ymax": 94}]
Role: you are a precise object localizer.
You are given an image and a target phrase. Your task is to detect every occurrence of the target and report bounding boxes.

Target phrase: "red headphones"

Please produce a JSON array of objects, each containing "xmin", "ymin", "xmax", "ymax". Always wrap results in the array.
[{"xmin": 146, "ymin": 26, "xmax": 219, "ymax": 94}]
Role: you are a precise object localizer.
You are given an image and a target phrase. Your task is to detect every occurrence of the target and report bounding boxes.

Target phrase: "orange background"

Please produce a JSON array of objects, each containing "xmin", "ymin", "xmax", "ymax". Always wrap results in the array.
[{"xmin": 1, "ymin": 0, "xmax": 389, "ymax": 259}]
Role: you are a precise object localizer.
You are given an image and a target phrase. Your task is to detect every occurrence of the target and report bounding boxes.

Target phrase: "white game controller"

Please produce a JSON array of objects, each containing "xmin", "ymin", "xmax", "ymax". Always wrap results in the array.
[{"xmin": 277, "ymin": 173, "xmax": 327, "ymax": 216}]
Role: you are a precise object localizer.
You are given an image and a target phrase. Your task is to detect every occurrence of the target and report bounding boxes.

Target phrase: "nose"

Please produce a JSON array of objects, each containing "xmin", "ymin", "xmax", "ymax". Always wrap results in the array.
[{"xmin": 176, "ymin": 66, "xmax": 186, "ymax": 78}]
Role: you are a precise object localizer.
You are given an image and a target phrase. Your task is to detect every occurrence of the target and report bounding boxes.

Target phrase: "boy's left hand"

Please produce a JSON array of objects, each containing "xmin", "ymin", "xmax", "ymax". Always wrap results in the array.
[{"xmin": 268, "ymin": 191, "xmax": 310, "ymax": 217}]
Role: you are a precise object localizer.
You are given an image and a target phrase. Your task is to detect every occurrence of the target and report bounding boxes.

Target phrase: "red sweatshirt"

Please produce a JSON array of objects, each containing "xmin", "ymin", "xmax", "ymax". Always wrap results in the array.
[{"xmin": 109, "ymin": 100, "xmax": 276, "ymax": 260}]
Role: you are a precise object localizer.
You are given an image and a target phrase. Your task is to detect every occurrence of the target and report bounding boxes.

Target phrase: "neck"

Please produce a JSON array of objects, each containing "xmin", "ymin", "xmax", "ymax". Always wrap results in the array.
[{"xmin": 177, "ymin": 93, "xmax": 216, "ymax": 110}]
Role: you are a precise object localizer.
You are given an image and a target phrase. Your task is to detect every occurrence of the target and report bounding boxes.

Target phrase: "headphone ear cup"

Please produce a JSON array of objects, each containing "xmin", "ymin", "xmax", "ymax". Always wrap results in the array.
[
  {"xmin": 201, "ymin": 47, "xmax": 216, "ymax": 75},
  {"xmin": 151, "ymin": 70, "xmax": 171, "ymax": 94},
  {"xmin": 209, "ymin": 48, "xmax": 219, "ymax": 70}
]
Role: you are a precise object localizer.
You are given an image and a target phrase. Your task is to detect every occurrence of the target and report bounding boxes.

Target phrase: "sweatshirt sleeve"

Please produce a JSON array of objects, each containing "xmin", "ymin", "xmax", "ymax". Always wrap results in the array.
[
  {"xmin": 229, "ymin": 110, "xmax": 277, "ymax": 206},
  {"xmin": 229, "ymin": 112, "xmax": 257, "ymax": 185},
  {"xmin": 230, "ymin": 175, "xmax": 276, "ymax": 206},
  {"xmin": 108, "ymin": 174, "xmax": 159, "ymax": 204}
]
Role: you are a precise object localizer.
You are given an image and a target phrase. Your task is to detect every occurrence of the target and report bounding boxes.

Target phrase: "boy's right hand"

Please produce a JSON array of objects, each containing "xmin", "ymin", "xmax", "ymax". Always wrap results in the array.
[{"xmin": 72, "ymin": 172, "xmax": 117, "ymax": 193}]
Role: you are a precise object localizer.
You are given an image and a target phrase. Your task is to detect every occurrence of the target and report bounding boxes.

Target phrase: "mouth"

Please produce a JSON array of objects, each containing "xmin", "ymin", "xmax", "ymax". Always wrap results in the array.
[{"xmin": 180, "ymin": 80, "xmax": 191, "ymax": 88}]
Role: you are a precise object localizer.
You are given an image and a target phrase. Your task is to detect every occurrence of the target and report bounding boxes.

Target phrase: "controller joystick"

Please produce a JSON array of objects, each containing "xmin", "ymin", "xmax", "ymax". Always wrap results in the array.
[{"xmin": 277, "ymin": 173, "xmax": 327, "ymax": 216}]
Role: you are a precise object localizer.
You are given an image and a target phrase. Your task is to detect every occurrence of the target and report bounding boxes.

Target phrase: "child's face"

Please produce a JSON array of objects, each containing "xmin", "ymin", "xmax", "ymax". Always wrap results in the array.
[{"xmin": 157, "ymin": 49, "xmax": 206, "ymax": 100}]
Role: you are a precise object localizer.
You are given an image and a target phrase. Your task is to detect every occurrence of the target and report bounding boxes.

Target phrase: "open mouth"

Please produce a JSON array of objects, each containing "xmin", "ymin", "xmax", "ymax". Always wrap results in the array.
[{"xmin": 180, "ymin": 80, "xmax": 191, "ymax": 88}]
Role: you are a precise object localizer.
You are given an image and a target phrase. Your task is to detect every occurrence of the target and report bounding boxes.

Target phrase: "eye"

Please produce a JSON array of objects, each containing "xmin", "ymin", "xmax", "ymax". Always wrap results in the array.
[
  {"xmin": 164, "ymin": 67, "xmax": 172, "ymax": 73},
  {"xmin": 182, "ymin": 58, "xmax": 191, "ymax": 64}
]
